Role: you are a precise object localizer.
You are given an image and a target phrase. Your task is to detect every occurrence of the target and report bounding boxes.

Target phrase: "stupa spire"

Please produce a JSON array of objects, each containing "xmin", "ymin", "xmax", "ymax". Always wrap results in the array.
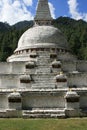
[{"xmin": 34, "ymin": 0, "xmax": 52, "ymax": 25}]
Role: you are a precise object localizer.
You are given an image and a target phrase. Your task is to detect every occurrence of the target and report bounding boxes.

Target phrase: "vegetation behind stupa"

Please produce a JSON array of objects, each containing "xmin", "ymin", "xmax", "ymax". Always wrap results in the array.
[{"xmin": 0, "ymin": 17, "xmax": 87, "ymax": 61}]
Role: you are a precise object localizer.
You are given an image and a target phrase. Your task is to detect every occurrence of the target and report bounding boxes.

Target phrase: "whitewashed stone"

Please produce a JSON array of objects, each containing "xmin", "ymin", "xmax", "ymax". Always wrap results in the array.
[{"xmin": 0, "ymin": 0, "xmax": 86, "ymax": 118}]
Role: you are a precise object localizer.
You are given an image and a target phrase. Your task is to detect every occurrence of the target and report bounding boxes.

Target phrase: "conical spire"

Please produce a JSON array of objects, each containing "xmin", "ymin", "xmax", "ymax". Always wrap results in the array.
[{"xmin": 34, "ymin": 0, "xmax": 52, "ymax": 25}]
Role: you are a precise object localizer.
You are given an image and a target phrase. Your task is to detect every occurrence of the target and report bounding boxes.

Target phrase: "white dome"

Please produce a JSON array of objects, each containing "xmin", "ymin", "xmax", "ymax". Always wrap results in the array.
[{"xmin": 15, "ymin": 25, "xmax": 68, "ymax": 52}]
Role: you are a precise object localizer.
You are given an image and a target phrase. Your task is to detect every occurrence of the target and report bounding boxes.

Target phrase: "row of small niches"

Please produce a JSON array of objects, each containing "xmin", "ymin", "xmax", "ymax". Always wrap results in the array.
[{"xmin": 14, "ymin": 48, "xmax": 69, "ymax": 55}]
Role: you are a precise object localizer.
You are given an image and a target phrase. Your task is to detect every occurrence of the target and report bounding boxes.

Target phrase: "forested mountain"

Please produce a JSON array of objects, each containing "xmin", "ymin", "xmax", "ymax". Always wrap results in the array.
[
  {"xmin": 0, "ymin": 22, "xmax": 10, "ymax": 32},
  {"xmin": 12, "ymin": 20, "xmax": 34, "ymax": 30},
  {"xmin": 0, "ymin": 17, "xmax": 87, "ymax": 61},
  {"xmin": 53, "ymin": 17, "xmax": 87, "ymax": 60}
]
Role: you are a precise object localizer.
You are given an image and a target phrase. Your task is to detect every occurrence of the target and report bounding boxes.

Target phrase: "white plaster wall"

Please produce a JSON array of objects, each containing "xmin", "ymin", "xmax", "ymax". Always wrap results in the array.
[
  {"xmin": 22, "ymin": 96, "xmax": 65, "ymax": 109},
  {"xmin": 20, "ymin": 83, "xmax": 31, "ymax": 89},
  {"xmin": 26, "ymin": 69, "xmax": 36, "ymax": 75},
  {"xmin": 67, "ymin": 74, "xmax": 87, "ymax": 87},
  {"xmin": 0, "ymin": 79, "xmax": 2, "ymax": 87},
  {"xmin": 0, "ymin": 95, "xmax": 8, "ymax": 109},
  {"xmin": 56, "ymin": 82, "xmax": 67, "ymax": 88},
  {"xmin": 32, "ymin": 74, "xmax": 55, "ymax": 82},
  {"xmin": 62, "ymin": 61, "xmax": 76, "ymax": 72},
  {"xmin": 77, "ymin": 61, "xmax": 87, "ymax": 72},
  {"xmin": 51, "ymin": 68, "xmax": 61, "ymax": 74},
  {"xmin": 0, "ymin": 62, "xmax": 11, "ymax": 74},
  {"xmin": 0, "ymin": 62, "xmax": 26, "ymax": 74},
  {"xmin": 65, "ymin": 102, "xmax": 79, "ymax": 109},
  {"xmin": 11, "ymin": 62, "xmax": 25, "ymax": 74},
  {"xmin": 6, "ymin": 110, "xmax": 22, "ymax": 117},
  {"xmin": 9, "ymin": 103, "xmax": 22, "ymax": 110},
  {"xmin": 80, "ymin": 96, "xmax": 87, "ymax": 108},
  {"xmin": 58, "ymin": 53, "xmax": 76, "ymax": 61},
  {"xmin": 0, "ymin": 75, "xmax": 19, "ymax": 88}
]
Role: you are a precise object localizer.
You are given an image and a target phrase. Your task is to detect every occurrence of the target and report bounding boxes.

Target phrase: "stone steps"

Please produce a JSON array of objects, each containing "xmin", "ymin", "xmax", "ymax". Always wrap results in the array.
[
  {"xmin": 32, "ymin": 76, "xmax": 55, "ymax": 81},
  {"xmin": 32, "ymin": 75, "xmax": 55, "ymax": 82},
  {"xmin": 35, "ymin": 68, "xmax": 51, "ymax": 74},
  {"xmin": 35, "ymin": 80, "xmax": 55, "ymax": 83},
  {"xmin": 37, "ymin": 57, "xmax": 50, "ymax": 65},
  {"xmin": 32, "ymin": 74, "xmax": 55, "ymax": 77},
  {"xmin": 38, "ymin": 54, "xmax": 50, "ymax": 56},
  {"xmin": 33, "ymin": 76, "xmax": 54, "ymax": 80},
  {"xmin": 33, "ymin": 81, "xmax": 55, "ymax": 85},
  {"xmin": 38, "ymin": 58, "xmax": 50, "ymax": 60},
  {"xmin": 32, "ymin": 83, "xmax": 55, "ymax": 89},
  {"xmin": 39, "ymin": 55, "xmax": 50, "ymax": 57},
  {"xmin": 38, "ymin": 55, "xmax": 50, "ymax": 58},
  {"xmin": 34, "ymin": 80, "xmax": 55, "ymax": 85},
  {"xmin": 37, "ymin": 61, "xmax": 50, "ymax": 65},
  {"xmin": 36, "ymin": 66, "xmax": 51, "ymax": 69},
  {"xmin": 22, "ymin": 109, "xmax": 65, "ymax": 118},
  {"xmin": 23, "ymin": 113, "xmax": 65, "ymax": 118}
]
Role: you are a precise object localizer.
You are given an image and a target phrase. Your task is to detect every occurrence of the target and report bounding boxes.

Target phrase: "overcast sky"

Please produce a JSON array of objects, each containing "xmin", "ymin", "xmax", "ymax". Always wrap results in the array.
[{"xmin": 0, "ymin": 0, "xmax": 87, "ymax": 25}]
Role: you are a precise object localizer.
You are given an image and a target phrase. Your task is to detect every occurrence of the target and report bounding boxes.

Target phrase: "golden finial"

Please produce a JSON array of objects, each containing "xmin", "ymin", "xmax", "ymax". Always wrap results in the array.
[
  {"xmin": 69, "ymin": 88, "xmax": 72, "ymax": 91},
  {"xmin": 13, "ymin": 89, "xmax": 17, "ymax": 93},
  {"xmin": 60, "ymin": 71, "xmax": 63, "ymax": 75}
]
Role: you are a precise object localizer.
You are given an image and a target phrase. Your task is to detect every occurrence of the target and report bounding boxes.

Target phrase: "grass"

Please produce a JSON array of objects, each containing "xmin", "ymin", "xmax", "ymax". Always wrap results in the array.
[{"xmin": 0, "ymin": 118, "xmax": 87, "ymax": 130}]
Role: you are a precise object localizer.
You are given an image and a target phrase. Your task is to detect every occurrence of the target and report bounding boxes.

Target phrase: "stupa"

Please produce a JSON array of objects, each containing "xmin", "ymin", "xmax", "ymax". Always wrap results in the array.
[{"xmin": 0, "ymin": 0, "xmax": 87, "ymax": 118}]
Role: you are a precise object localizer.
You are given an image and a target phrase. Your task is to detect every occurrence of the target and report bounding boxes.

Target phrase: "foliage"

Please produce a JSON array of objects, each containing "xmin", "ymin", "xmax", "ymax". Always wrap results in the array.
[
  {"xmin": 0, "ymin": 21, "xmax": 34, "ymax": 61},
  {"xmin": 0, "ymin": 17, "xmax": 87, "ymax": 61},
  {"xmin": 53, "ymin": 17, "xmax": 87, "ymax": 59}
]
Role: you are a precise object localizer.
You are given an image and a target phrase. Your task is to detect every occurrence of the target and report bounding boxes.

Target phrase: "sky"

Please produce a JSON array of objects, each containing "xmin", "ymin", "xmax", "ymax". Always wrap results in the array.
[{"xmin": 0, "ymin": 0, "xmax": 87, "ymax": 25}]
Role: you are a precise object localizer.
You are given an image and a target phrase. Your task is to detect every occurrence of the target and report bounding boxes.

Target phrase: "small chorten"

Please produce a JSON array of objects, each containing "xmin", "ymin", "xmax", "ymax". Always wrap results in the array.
[
  {"xmin": 55, "ymin": 72, "xmax": 67, "ymax": 82},
  {"xmin": 25, "ymin": 61, "xmax": 36, "ymax": 69},
  {"xmin": 52, "ymin": 60, "xmax": 61, "ymax": 68},
  {"xmin": 20, "ymin": 75, "xmax": 31, "ymax": 83},
  {"xmin": 65, "ymin": 90, "xmax": 80, "ymax": 103},
  {"xmin": 8, "ymin": 91, "xmax": 22, "ymax": 110},
  {"xmin": 65, "ymin": 90, "xmax": 80, "ymax": 117},
  {"xmin": 8, "ymin": 91, "xmax": 21, "ymax": 103}
]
